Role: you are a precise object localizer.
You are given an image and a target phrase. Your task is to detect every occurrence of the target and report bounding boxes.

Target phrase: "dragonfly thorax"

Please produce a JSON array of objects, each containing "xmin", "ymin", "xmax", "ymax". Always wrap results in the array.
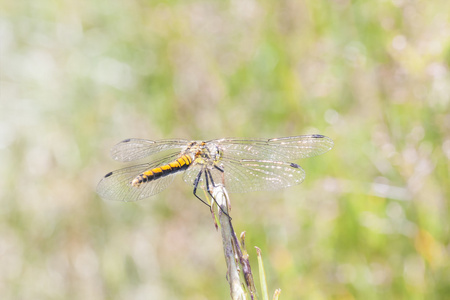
[{"xmin": 189, "ymin": 142, "xmax": 222, "ymax": 167}]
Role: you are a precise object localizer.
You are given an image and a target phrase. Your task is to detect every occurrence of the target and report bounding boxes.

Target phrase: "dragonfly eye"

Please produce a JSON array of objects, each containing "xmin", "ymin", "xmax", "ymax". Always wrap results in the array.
[{"xmin": 213, "ymin": 148, "xmax": 223, "ymax": 161}]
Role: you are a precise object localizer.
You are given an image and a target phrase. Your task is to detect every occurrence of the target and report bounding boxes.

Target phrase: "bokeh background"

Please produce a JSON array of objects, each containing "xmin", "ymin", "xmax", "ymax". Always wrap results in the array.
[{"xmin": 1, "ymin": 0, "xmax": 449, "ymax": 299}]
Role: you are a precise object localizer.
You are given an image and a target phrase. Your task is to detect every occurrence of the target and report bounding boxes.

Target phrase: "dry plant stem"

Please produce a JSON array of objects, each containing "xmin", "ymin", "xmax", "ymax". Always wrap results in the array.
[
  {"xmin": 213, "ymin": 186, "xmax": 246, "ymax": 300},
  {"xmin": 230, "ymin": 223, "xmax": 257, "ymax": 297}
]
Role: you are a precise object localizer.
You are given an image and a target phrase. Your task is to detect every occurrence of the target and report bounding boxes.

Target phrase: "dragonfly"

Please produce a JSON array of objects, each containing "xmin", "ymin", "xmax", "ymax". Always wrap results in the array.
[{"xmin": 96, "ymin": 135, "xmax": 333, "ymax": 206}]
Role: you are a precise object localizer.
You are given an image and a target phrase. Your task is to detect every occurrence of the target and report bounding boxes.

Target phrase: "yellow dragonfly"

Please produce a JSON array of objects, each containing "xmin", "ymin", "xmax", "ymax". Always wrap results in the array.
[{"xmin": 97, "ymin": 135, "xmax": 333, "ymax": 205}]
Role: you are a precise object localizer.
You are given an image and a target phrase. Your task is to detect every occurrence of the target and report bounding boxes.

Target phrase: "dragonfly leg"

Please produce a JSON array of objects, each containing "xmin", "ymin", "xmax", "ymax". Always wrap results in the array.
[
  {"xmin": 214, "ymin": 165, "xmax": 224, "ymax": 174},
  {"xmin": 192, "ymin": 169, "xmax": 212, "ymax": 208},
  {"xmin": 205, "ymin": 169, "xmax": 231, "ymax": 219}
]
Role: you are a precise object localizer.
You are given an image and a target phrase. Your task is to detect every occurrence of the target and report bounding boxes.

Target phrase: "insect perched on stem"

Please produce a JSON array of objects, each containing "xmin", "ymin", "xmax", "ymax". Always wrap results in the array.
[{"xmin": 97, "ymin": 135, "xmax": 334, "ymax": 207}]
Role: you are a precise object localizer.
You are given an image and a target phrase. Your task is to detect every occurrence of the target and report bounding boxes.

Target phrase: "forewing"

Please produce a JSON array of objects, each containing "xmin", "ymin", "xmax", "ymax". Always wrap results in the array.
[
  {"xmin": 216, "ymin": 135, "xmax": 333, "ymax": 162},
  {"xmin": 110, "ymin": 138, "xmax": 189, "ymax": 162},
  {"xmin": 211, "ymin": 159, "xmax": 305, "ymax": 193},
  {"xmin": 97, "ymin": 153, "xmax": 180, "ymax": 202}
]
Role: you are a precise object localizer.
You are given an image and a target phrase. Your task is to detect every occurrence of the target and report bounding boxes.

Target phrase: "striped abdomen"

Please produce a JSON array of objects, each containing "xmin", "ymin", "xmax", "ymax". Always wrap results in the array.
[{"xmin": 131, "ymin": 154, "xmax": 192, "ymax": 187}]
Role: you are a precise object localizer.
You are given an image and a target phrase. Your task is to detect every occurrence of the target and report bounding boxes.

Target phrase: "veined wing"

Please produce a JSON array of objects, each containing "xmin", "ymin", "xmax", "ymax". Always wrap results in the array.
[
  {"xmin": 97, "ymin": 152, "xmax": 181, "ymax": 202},
  {"xmin": 110, "ymin": 138, "xmax": 190, "ymax": 162},
  {"xmin": 182, "ymin": 158, "xmax": 305, "ymax": 193},
  {"xmin": 214, "ymin": 135, "xmax": 333, "ymax": 162}
]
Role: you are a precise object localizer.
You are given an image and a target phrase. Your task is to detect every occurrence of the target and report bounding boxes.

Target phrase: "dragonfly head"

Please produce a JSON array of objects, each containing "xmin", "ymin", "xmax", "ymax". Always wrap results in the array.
[{"xmin": 206, "ymin": 143, "xmax": 223, "ymax": 162}]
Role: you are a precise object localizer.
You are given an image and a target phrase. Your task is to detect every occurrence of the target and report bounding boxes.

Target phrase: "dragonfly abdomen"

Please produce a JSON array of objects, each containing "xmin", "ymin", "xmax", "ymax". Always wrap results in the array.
[{"xmin": 131, "ymin": 154, "xmax": 193, "ymax": 187}]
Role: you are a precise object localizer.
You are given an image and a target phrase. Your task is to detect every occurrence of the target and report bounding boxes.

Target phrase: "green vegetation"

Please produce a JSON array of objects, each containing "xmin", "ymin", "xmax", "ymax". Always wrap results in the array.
[{"xmin": 1, "ymin": 0, "xmax": 449, "ymax": 299}]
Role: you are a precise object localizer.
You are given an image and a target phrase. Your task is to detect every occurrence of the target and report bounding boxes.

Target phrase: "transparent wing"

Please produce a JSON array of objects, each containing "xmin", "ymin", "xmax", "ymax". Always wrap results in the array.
[
  {"xmin": 182, "ymin": 159, "xmax": 305, "ymax": 193},
  {"xmin": 214, "ymin": 135, "xmax": 333, "ymax": 162},
  {"xmin": 182, "ymin": 163, "xmax": 205, "ymax": 189},
  {"xmin": 110, "ymin": 138, "xmax": 190, "ymax": 162},
  {"xmin": 220, "ymin": 159, "xmax": 306, "ymax": 193},
  {"xmin": 97, "ymin": 153, "xmax": 181, "ymax": 202}
]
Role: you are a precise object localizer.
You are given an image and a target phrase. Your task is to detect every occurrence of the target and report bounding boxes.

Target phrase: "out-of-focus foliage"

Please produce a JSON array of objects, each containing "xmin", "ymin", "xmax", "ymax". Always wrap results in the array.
[{"xmin": 1, "ymin": 0, "xmax": 449, "ymax": 299}]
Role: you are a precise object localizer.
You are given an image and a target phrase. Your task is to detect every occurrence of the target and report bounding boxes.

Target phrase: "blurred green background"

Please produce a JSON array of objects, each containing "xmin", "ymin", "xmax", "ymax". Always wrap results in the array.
[{"xmin": 1, "ymin": 0, "xmax": 449, "ymax": 299}]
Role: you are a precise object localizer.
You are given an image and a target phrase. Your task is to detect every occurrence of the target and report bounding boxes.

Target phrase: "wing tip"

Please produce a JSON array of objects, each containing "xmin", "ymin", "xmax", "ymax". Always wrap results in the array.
[{"xmin": 313, "ymin": 134, "xmax": 334, "ymax": 151}]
